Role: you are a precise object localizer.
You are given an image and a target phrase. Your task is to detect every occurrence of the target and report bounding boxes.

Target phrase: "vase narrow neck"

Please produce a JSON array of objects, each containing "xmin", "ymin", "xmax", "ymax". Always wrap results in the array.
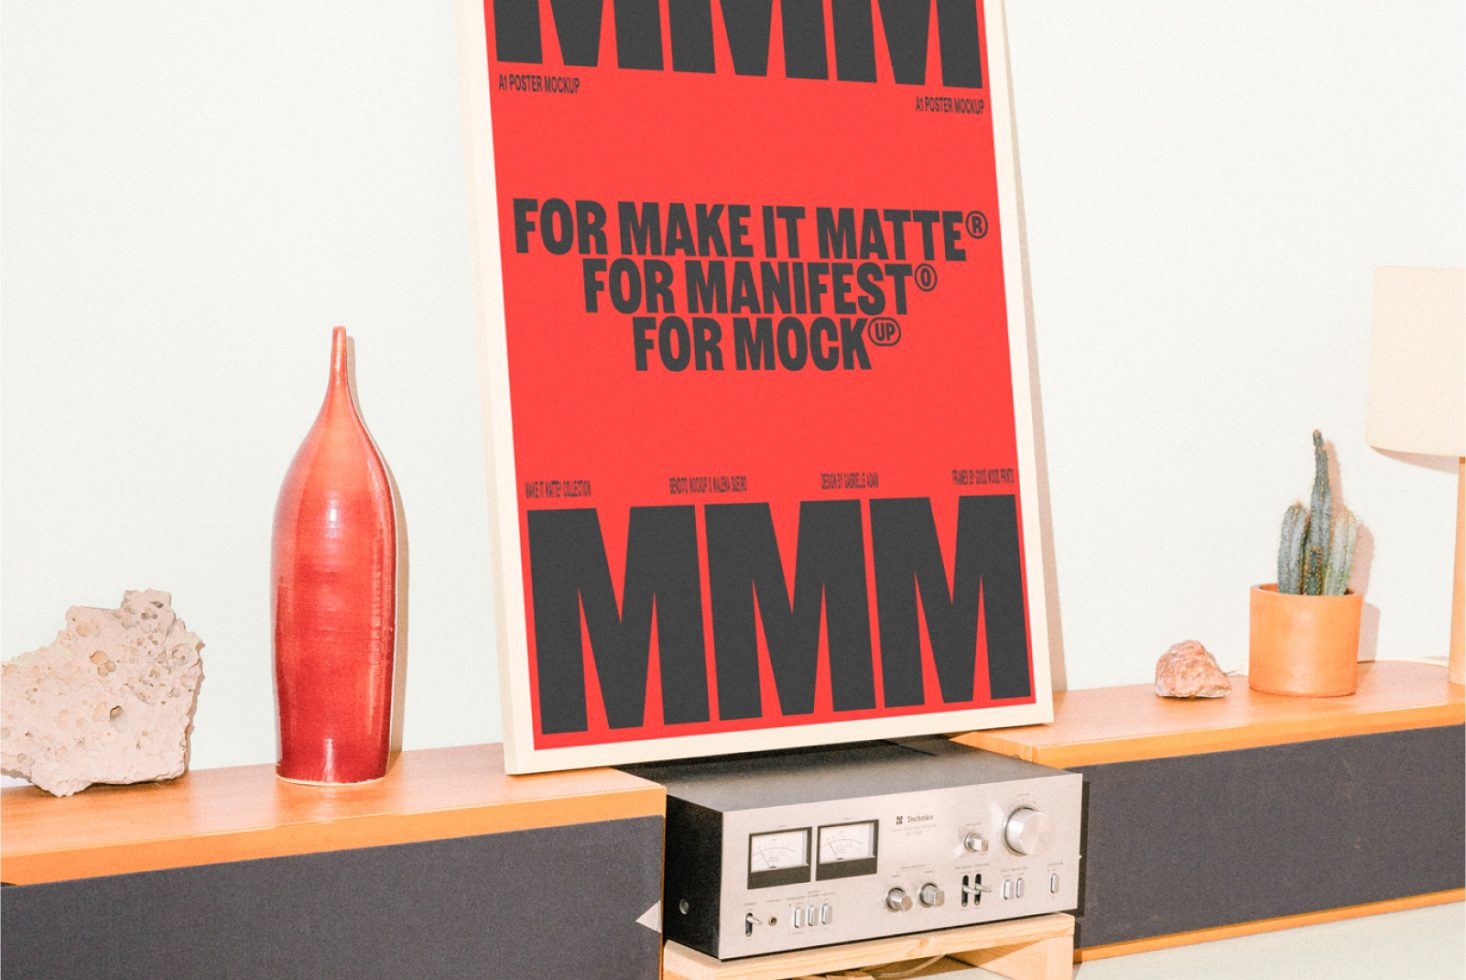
[{"xmin": 326, "ymin": 326, "xmax": 355, "ymax": 410}]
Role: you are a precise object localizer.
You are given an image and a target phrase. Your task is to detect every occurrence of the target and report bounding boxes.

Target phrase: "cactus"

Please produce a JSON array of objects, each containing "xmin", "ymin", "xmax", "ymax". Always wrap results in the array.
[
  {"xmin": 1277, "ymin": 502, "xmax": 1308, "ymax": 594},
  {"xmin": 1274, "ymin": 430, "xmax": 1358, "ymax": 596},
  {"xmin": 1303, "ymin": 543, "xmax": 1325, "ymax": 596},
  {"xmin": 1303, "ymin": 430, "xmax": 1332, "ymax": 586},
  {"xmin": 1324, "ymin": 509, "xmax": 1357, "ymax": 596}
]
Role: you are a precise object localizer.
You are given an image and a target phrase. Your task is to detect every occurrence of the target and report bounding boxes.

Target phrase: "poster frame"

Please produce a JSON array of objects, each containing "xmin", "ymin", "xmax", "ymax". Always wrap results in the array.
[{"xmin": 456, "ymin": 0, "xmax": 1053, "ymax": 774}]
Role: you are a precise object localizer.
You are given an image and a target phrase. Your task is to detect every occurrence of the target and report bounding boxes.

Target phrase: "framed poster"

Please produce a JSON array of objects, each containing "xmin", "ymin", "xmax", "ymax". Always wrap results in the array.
[{"xmin": 458, "ymin": 0, "xmax": 1052, "ymax": 773}]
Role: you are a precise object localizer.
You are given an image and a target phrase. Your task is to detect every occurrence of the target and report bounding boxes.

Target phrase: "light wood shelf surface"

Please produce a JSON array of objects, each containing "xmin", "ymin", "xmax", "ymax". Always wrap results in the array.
[
  {"xmin": 956, "ymin": 660, "xmax": 1463, "ymax": 768},
  {"xmin": 1, "ymin": 743, "xmax": 663, "ymax": 886}
]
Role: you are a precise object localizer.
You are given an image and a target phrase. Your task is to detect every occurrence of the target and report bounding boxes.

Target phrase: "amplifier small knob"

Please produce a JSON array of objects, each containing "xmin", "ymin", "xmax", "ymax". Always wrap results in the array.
[
  {"xmin": 1004, "ymin": 807, "xmax": 1053, "ymax": 856},
  {"xmin": 885, "ymin": 887, "xmax": 913, "ymax": 912},
  {"xmin": 962, "ymin": 832, "xmax": 988, "ymax": 853},
  {"xmin": 918, "ymin": 883, "xmax": 944, "ymax": 908}
]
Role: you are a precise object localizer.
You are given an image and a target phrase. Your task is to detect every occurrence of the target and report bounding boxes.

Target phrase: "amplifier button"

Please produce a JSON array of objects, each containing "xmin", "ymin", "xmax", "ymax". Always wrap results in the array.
[
  {"xmin": 1001, "ymin": 879, "xmax": 1012, "ymax": 900},
  {"xmin": 793, "ymin": 906, "xmax": 805, "ymax": 928},
  {"xmin": 821, "ymin": 904, "xmax": 832, "ymax": 925},
  {"xmin": 1049, "ymin": 873, "xmax": 1059, "ymax": 894},
  {"xmin": 808, "ymin": 905, "xmax": 817, "ymax": 926},
  {"xmin": 1015, "ymin": 877, "xmax": 1024, "ymax": 898}
]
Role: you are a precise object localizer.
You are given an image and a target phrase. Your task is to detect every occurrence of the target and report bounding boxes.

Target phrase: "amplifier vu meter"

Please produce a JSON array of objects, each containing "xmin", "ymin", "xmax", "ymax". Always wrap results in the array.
[{"xmin": 625, "ymin": 737, "xmax": 1082, "ymax": 959}]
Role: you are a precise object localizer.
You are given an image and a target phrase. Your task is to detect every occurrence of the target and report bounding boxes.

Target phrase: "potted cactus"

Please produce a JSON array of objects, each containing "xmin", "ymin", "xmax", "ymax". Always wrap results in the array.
[{"xmin": 1249, "ymin": 431, "xmax": 1364, "ymax": 696}]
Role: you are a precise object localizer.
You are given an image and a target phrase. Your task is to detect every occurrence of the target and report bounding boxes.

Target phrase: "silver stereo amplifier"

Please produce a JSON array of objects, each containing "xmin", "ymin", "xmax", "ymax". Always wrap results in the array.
[{"xmin": 625, "ymin": 737, "xmax": 1082, "ymax": 960}]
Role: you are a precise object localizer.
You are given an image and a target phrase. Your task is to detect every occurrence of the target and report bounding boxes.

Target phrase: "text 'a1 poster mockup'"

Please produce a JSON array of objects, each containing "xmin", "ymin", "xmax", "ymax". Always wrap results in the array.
[{"xmin": 458, "ymin": 0, "xmax": 1052, "ymax": 772}]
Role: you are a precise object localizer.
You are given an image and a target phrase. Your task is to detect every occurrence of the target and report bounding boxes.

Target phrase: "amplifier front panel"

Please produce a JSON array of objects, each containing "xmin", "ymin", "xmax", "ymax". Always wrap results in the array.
[{"xmin": 695, "ymin": 773, "xmax": 1081, "ymax": 959}]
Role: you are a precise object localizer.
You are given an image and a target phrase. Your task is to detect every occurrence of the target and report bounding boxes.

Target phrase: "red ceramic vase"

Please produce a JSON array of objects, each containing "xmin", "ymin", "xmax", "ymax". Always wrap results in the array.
[{"xmin": 272, "ymin": 327, "xmax": 396, "ymax": 784}]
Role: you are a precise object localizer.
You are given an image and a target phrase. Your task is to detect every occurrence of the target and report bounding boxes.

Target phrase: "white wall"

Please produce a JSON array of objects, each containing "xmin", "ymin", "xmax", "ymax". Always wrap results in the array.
[{"xmin": 3, "ymin": 1, "xmax": 1462, "ymax": 780}]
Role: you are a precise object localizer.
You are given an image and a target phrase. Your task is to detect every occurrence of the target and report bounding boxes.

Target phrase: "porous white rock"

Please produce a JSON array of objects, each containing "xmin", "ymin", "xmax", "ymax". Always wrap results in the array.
[{"xmin": 1, "ymin": 590, "xmax": 205, "ymax": 796}]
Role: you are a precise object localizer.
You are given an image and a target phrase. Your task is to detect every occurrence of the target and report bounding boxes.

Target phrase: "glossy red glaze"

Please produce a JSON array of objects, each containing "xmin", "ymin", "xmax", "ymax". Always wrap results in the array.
[{"xmin": 272, "ymin": 327, "xmax": 396, "ymax": 783}]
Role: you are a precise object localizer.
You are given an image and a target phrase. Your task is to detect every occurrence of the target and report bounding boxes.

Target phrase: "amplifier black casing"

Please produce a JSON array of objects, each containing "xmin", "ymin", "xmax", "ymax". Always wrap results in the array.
[{"xmin": 662, "ymin": 797, "xmax": 725, "ymax": 954}]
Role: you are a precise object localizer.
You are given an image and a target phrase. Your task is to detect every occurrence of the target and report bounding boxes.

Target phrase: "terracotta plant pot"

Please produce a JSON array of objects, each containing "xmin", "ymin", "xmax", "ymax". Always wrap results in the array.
[{"xmin": 1248, "ymin": 584, "xmax": 1363, "ymax": 697}]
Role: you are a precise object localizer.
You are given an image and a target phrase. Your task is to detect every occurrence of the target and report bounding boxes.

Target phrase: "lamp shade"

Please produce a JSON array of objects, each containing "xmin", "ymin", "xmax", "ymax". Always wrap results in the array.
[{"xmin": 1366, "ymin": 266, "xmax": 1465, "ymax": 457}]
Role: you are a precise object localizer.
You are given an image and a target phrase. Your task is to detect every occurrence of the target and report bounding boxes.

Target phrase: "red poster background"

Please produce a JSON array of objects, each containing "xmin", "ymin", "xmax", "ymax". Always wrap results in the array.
[{"xmin": 471, "ymin": 0, "xmax": 1038, "ymax": 756}]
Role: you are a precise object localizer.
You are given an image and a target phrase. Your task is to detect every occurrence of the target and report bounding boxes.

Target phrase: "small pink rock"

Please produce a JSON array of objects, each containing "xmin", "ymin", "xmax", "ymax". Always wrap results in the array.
[{"xmin": 1154, "ymin": 640, "xmax": 1232, "ymax": 698}]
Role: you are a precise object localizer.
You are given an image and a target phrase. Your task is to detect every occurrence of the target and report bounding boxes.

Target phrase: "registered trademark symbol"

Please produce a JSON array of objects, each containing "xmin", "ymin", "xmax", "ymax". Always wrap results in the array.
[
  {"xmin": 915, "ymin": 263, "xmax": 938, "ymax": 292},
  {"xmin": 964, "ymin": 211, "xmax": 988, "ymax": 238}
]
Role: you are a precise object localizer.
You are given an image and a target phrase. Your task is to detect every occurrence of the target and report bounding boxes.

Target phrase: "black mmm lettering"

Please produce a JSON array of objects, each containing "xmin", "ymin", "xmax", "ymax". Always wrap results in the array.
[
  {"xmin": 493, "ymin": 0, "xmax": 984, "ymax": 88},
  {"xmin": 871, "ymin": 496, "xmax": 1031, "ymax": 704},
  {"xmin": 528, "ymin": 495, "xmax": 1029, "ymax": 735},
  {"xmin": 706, "ymin": 501, "xmax": 875, "ymax": 720},
  {"xmin": 528, "ymin": 507, "xmax": 709, "ymax": 734}
]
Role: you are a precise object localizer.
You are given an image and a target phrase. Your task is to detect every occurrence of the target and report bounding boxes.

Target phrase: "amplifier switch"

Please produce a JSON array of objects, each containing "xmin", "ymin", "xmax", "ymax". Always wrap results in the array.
[{"xmin": 962, "ymin": 874, "xmax": 987, "ymax": 907}]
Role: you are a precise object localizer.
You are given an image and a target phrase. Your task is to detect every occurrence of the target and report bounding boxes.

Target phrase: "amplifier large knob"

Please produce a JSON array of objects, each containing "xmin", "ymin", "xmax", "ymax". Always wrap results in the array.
[
  {"xmin": 885, "ymin": 887, "xmax": 913, "ymax": 912},
  {"xmin": 1003, "ymin": 807, "xmax": 1053, "ymax": 856}
]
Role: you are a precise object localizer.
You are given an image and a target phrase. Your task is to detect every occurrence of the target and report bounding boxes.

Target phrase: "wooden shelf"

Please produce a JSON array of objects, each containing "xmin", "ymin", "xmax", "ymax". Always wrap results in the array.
[
  {"xmin": 0, "ymin": 743, "xmax": 663, "ymax": 885},
  {"xmin": 956, "ymin": 660, "xmax": 1463, "ymax": 768},
  {"xmin": 662, "ymin": 913, "xmax": 1073, "ymax": 980}
]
